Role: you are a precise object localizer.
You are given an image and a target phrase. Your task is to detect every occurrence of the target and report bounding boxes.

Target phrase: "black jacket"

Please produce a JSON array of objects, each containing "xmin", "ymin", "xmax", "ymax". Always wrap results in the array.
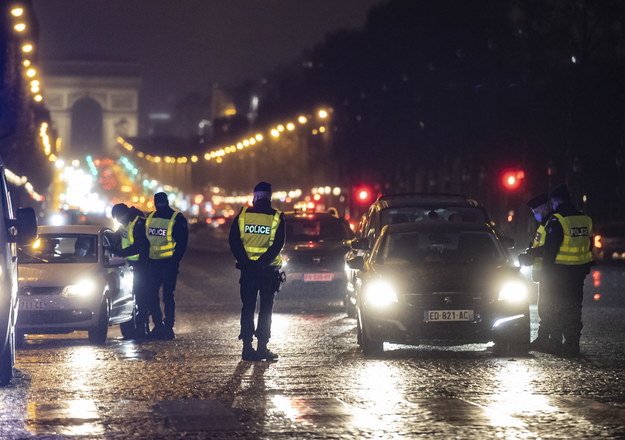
[
  {"xmin": 228, "ymin": 199, "xmax": 286, "ymax": 270},
  {"xmin": 149, "ymin": 206, "xmax": 188, "ymax": 264}
]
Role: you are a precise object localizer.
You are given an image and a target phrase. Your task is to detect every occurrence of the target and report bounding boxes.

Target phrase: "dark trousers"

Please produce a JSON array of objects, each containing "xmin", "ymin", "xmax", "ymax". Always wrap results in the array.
[
  {"xmin": 239, "ymin": 268, "xmax": 278, "ymax": 343},
  {"xmin": 545, "ymin": 266, "xmax": 587, "ymax": 345},
  {"xmin": 130, "ymin": 262, "xmax": 150, "ymax": 333},
  {"xmin": 535, "ymin": 278, "xmax": 557, "ymax": 341},
  {"xmin": 147, "ymin": 259, "xmax": 179, "ymax": 328}
]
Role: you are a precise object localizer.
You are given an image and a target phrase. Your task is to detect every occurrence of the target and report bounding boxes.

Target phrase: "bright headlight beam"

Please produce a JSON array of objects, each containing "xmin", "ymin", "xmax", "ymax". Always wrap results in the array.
[
  {"xmin": 498, "ymin": 280, "xmax": 528, "ymax": 303},
  {"xmin": 62, "ymin": 279, "xmax": 96, "ymax": 297},
  {"xmin": 365, "ymin": 280, "xmax": 398, "ymax": 308}
]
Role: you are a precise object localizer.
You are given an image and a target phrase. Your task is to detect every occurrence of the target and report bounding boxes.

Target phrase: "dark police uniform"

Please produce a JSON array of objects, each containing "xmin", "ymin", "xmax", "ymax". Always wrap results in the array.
[
  {"xmin": 114, "ymin": 206, "xmax": 150, "ymax": 338},
  {"xmin": 542, "ymin": 185, "xmax": 593, "ymax": 356},
  {"xmin": 229, "ymin": 196, "xmax": 285, "ymax": 361},
  {"xmin": 145, "ymin": 193, "xmax": 188, "ymax": 339},
  {"xmin": 519, "ymin": 193, "xmax": 555, "ymax": 350}
]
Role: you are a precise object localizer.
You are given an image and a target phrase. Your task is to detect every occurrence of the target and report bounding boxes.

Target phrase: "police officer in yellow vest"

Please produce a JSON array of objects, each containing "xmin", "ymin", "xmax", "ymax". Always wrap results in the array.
[
  {"xmin": 518, "ymin": 193, "xmax": 555, "ymax": 352},
  {"xmin": 145, "ymin": 192, "xmax": 188, "ymax": 340},
  {"xmin": 111, "ymin": 203, "xmax": 151, "ymax": 338},
  {"xmin": 542, "ymin": 183, "xmax": 593, "ymax": 356},
  {"xmin": 229, "ymin": 181, "xmax": 286, "ymax": 362}
]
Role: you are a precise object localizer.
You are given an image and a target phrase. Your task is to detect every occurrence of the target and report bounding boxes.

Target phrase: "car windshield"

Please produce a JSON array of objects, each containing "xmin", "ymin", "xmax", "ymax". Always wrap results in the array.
[
  {"xmin": 379, "ymin": 230, "xmax": 504, "ymax": 265},
  {"xmin": 18, "ymin": 234, "xmax": 98, "ymax": 264},
  {"xmin": 286, "ymin": 217, "xmax": 352, "ymax": 242},
  {"xmin": 380, "ymin": 206, "xmax": 487, "ymax": 227}
]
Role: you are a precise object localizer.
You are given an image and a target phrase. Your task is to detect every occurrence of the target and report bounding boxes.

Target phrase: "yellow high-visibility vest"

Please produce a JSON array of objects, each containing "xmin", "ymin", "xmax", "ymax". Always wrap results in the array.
[
  {"xmin": 146, "ymin": 210, "xmax": 179, "ymax": 259},
  {"xmin": 238, "ymin": 207, "xmax": 282, "ymax": 266},
  {"xmin": 531, "ymin": 223, "xmax": 547, "ymax": 281},
  {"xmin": 553, "ymin": 213, "xmax": 593, "ymax": 265},
  {"xmin": 120, "ymin": 216, "xmax": 141, "ymax": 261}
]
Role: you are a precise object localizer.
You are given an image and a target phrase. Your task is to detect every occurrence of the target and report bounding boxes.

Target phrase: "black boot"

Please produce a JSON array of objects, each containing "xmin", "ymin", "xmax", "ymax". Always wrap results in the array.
[
  {"xmin": 242, "ymin": 342, "xmax": 259, "ymax": 361},
  {"xmin": 257, "ymin": 341, "xmax": 278, "ymax": 361}
]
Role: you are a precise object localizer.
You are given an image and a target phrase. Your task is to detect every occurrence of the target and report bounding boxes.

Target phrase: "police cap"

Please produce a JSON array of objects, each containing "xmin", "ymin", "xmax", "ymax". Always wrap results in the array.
[
  {"xmin": 154, "ymin": 192, "xmax": 169, "ymax": 207},
  {"xmin": 253, "ymin": 181, "xmax": 272, "ymax": 193},
  {"xmin": 526, "ymin": 193, "xmax": 548, "ymax": 209},
  {"xmin": 549, "ymin": 183, "xmax": 570, "ymax": 201},
  {"xmin": 111, "ymin": 203, "xmax": 130, "ymax": 220}
]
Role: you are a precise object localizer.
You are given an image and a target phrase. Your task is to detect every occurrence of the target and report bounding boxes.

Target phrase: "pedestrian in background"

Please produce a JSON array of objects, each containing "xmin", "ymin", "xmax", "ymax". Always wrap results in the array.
[
  {"xmin": 111, "ymin": 203, "xmax": 151, "ymax": 339},
  {"xmin": 229, "ymin": 181, "xmax": 286, "ymax": 362},
  {"xmin": 145, "ymin": 192, "xmax": 188, "ymax": 340},
  {"xmin": 518, "ymin": 193, "xmax": 556, "ymax": 352},
  {"xmin": 542, "ymin": 184, "xmax": 593, "ymax": 356}
]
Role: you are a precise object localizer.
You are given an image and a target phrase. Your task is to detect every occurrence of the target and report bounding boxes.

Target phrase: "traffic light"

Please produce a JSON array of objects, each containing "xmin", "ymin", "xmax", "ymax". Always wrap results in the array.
[
  {"xmin": 354, "ymin": 186, "xmax": 373, "ymax": 205},
  {"xmin": 500, "ymin": 169, "xmax": 525, "ymax": 191}
]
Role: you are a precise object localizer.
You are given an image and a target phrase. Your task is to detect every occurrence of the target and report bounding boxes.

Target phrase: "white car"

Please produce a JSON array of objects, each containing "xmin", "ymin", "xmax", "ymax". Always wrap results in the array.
[{"xmin": 17, "ymin": 225, "xmax": 136, "ymax": 345}]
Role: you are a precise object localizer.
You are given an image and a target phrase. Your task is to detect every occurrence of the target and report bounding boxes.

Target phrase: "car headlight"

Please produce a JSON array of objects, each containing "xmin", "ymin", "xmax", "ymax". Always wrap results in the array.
[
  {"xmin": 365, "ymin": 280, "xmax": 398, "ymax": 308},
  {"xmin": 62, "ymin": 279, "xmax": 96, "ymax": 297},
  {"xmin": 498, "ymin": 280, "xmax": 528, "ymax": 303}
]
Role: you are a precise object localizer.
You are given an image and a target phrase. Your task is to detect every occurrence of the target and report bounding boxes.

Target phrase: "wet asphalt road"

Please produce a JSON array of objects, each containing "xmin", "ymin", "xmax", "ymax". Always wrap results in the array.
[{"xmin": 2, "ymin": 228, "xmax": 625, "ymax": 439}]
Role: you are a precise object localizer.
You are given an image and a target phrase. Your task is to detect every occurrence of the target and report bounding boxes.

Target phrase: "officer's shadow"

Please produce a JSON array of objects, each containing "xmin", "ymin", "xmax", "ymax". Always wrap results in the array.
[{"xmin": 221, "ymin": 360, "xmax": 272, "ymax": 427}]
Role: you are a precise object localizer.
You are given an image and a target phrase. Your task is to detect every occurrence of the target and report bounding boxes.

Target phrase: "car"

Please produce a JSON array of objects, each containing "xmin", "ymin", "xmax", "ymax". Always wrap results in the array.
[
  {"xmin": 592, "ymin": 222, "xmax": 625, "ymax": 262},
  {"xmin": 281, "ymin": 211, "xmax": 354, "ymax": 295},
  {"xmin": 347, "ymin": 221, "xmax": 530, "ymax": 356},
  {"xmin": 344, "ymin": 193, "xmax": 499, "ymax": 317},
  {"xmin": 17, "ymin": 225, "xmax": 137, "ymax": 345},
  {"xmin": 0, "ymin": 158, "xmax": 37, "ymax": 385}
]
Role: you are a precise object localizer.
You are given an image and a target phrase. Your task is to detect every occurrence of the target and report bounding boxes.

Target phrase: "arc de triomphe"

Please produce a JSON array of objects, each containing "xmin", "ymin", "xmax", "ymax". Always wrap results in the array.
[{"xmin": 43, "ymin": 61, "xmax": 140, "ymax": 157}]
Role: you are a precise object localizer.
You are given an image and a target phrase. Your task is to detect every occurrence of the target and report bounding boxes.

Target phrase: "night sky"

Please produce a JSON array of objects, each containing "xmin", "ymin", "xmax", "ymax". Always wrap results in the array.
[{"xmin": 32, "ymin": 0, "xmax": 384, "ymax": 114}]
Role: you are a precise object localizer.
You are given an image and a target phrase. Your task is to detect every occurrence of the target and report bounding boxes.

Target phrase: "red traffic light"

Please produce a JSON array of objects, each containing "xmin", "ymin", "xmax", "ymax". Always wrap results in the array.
[
  {"xmin": 501, "ymin": 170, "xmax": 525, "ymax": 191},
  {"xmin": 354, "ymin": 186, "xmax": 373, "ymax": 205}
]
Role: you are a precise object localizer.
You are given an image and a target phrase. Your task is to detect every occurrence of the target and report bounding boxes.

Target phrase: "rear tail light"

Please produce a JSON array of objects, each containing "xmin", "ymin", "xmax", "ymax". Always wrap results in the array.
[{"xmin": 594, "ymin": 235, "xmax": 602, "ymax": 249}]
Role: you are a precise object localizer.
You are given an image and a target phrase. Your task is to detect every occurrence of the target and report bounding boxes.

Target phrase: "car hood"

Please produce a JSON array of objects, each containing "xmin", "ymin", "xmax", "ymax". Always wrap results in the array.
[
  {"xmin": 373, "ymin": 262, "xmax": 520, "ymax": 294},
  {"xmin": 19, "ymin": 263, "xmax": 101, "ymax": 287},
  {"xmin": 285, "ymin": 241, "xmax": 345, "ymax": 254}
]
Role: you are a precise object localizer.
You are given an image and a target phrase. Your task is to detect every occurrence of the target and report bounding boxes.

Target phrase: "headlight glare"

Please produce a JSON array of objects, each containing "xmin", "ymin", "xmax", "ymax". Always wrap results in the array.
[
  {"xmin": 62, "ymin": 279, "xmax": 96, "ymax": 297},
  {"xmin": 365, "ymin": 280, "xmax": 398, "ymax": 308},
  {"xmin": 498, "ymin": 280, "xmax": 528, "ymax": 303}
]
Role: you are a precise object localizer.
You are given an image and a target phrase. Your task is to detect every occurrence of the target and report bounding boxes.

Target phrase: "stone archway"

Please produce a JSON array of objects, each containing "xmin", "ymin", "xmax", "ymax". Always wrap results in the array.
[
  {"xmin": 42, "ymin": 61, "xmax": 141, "ymax": 158},
  {"xmin": 71, "ymin": 97, "xmax": 103, "ymax": 153}
]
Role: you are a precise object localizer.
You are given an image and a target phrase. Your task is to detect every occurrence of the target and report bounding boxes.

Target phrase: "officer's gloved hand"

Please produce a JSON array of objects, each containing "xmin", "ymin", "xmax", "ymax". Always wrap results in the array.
[{"xmin": 518, "ymin": 252, "xmax": 534, "ymax": 266}]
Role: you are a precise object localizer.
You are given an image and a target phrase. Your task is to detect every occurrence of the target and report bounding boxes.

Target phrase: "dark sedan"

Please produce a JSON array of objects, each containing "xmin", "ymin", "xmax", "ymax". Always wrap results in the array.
[
  {"xmin": 347, "ymin": 222, "xmax": 529, "ymax": 356},
  {"xmin": 281, "ymin": 211, "xmax": 354, "ymax": 295}
]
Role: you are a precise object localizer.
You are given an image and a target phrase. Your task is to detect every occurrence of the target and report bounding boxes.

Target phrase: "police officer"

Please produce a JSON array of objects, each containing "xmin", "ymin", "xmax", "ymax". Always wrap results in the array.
[
  {"xmin": 542, "ymin": 183, "xmax": 593, "ymax": 356},
  {"xmin": 518, "ymin": 193, "xmax": 555, "ymax": 352},
  {"xmin": 111, "ymin": 203, "xmax": 151, "ymax": 338},
  {"xmin": 145, "ymin": 192, "xmax": 188, "ymax": 340},
  {"xmin": 229, "ymin": 181, "xmax": 286, "ymax": 362}
]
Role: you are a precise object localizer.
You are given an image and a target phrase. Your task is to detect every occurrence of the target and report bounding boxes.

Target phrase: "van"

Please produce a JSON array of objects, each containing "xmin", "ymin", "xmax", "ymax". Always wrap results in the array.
[{"xmin": 0, "ymin": 157, "xmax": 37, "ymax": 385}]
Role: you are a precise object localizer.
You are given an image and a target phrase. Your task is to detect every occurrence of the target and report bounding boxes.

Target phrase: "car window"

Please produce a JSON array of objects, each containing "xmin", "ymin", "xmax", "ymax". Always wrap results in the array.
[
  {"xmin": 380, "ymin": 206, "xmax": 487, "ymax": 227},
  {"xmin": 379, "ymin": 231, "xmax": 504, "ymax": 265},
  {"xmin": 286, "ymin": 217, "xmax": 352, "ymax": 242},
  {"xmin": 19, "ymin": 234, "xmax": 98, "ymax": 264}
]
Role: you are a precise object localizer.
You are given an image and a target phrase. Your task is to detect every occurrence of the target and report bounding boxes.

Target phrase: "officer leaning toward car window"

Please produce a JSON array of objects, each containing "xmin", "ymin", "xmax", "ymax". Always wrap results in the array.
[
  {"xmin": 541, "ymin": 183, "xmax": 593, "ymax": 357},
  {"xmin": 518, "ymin": 193, "xmax": 556, "ymax": 352},
  {"xmin": 111, "ymin": 203, "xmax": 151, "ymax": 339},
  {"xmin": 229, "ymin": 181, "xmax": 286, "ymax": 362},
  {"xmin": 145, "ymin": 192, "xmax": 188, "ymax": 340}
]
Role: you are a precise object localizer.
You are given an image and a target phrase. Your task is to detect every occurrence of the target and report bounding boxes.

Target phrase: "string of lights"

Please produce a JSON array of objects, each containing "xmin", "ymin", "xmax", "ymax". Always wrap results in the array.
[{"xmin": 116, "ymin": 108, "xmax": 330, "ymax": 166}]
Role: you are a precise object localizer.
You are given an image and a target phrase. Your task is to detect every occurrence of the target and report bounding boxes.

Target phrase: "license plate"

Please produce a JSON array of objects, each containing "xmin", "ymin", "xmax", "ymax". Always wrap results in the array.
[
  {"xmin": 425, "ymin": 310, "xmax": 474, "ymax": 322},
  {"xmin": 303, "ymin": 273, "xmax": 334, "ymax": 282},
  {"xmin": 19, "ymin": 298, "xmax": 54, "ymax": 311}
]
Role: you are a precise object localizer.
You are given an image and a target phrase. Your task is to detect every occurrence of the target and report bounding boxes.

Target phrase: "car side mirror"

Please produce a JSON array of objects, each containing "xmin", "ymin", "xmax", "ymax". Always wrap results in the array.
[
  {"xmin": 105, "ymin": 256, "xmax": 126, "ymax": 267},
  {"xmin": 346, "ymin": 256, "xmax": 365, "ymax": 270},
  {"xmin": 501, "ymin": 236, "xmax": 515, "ymax": 249},
  {"xmin": 12, "ymin": 207, "xmax": 37, "ymax": 244}
]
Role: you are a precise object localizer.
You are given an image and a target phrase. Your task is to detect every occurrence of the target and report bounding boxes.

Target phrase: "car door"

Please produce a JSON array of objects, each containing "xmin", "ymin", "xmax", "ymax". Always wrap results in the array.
[{"xmin": 102, "ymin": 230, "xmax": 133, "ymax": 321}]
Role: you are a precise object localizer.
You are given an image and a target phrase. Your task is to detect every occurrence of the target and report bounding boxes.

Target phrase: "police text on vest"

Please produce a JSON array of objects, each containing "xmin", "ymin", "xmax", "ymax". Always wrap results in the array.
[
  {"xmin": 148, "ymin": 227, "xmax": 168, "ymax": 236},
  {"xmin": 244, "ymin": 224, "xmax": 271, "ymax": 235}
]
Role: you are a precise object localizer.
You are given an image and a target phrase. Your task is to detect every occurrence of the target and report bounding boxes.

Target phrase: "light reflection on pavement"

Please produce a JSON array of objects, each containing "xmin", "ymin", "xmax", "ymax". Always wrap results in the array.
[{"xmin": 1, "ymin": 233, "xmax": 625, "ymax": 438}]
